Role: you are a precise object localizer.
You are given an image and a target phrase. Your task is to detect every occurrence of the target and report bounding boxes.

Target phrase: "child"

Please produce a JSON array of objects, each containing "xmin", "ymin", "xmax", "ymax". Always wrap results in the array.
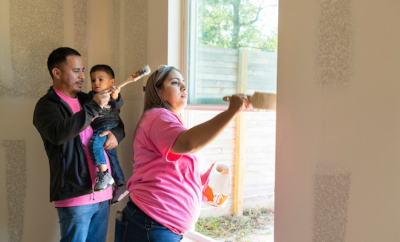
[{"xmin": 87, "ymin": 64, "xmax": 129, "ymax": 204}]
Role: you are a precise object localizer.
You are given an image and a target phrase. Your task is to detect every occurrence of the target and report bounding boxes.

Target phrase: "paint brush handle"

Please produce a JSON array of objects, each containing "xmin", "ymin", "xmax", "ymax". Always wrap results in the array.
[
  {"xmin": 107, "ymin": 65, "xmax": 151, "ymax": 94},
  {"xmin": 108, "ymin": 76, "xmax": 140, "ymax": 94},
  {"xmin": 116, "ymin": 74, "xmax": 141, "ymax": 89},
  {"xmin": 222, "ymin": 96, "xmax": 231, "ymax": 102},
  {"xmin": 108, "ymin": 75, "xmax": 141, "ymax": 94},
  {"xmin": 222, "ymin": 95, "xmax": 252, "ymax": 102},
  {"xmin": 223, "ymin": 92, "xmax": 276, "ymax": 110}
]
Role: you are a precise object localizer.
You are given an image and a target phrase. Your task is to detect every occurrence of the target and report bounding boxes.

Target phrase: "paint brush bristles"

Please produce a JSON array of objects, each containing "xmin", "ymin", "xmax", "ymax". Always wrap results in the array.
[
  {"xmin": 250, "ymin": 92, "xmax": 276, "ymax": 110},
  {"xmin": 223, "ymin": 92, "xmax": 276, "ymax": 111},
  {"xmin": 115, "ymin": 65, "xmax": 151, "ymax": 90}
]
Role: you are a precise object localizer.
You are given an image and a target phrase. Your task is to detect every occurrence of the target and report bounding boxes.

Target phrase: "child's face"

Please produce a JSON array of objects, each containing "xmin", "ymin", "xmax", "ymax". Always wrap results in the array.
[{"xmin": 90, "ymin": 71, "xmax": 115, "ymax": 92}]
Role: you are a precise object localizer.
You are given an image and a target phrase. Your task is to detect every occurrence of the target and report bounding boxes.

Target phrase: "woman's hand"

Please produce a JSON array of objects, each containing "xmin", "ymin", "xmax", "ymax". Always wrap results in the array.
[
  {"xmin": 227, "ymin": 94, "xmax": 250, "ymax": 115},
  {"xmin": 110, "ymin": 86, "xmax": 120, "ymax": 100}
]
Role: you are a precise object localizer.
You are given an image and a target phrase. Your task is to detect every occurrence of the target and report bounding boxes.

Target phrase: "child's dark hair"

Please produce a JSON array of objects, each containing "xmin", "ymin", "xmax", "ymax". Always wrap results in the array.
[{"xmin": 90, "ymin": 65, "xmax": 115, "ymax": 79}]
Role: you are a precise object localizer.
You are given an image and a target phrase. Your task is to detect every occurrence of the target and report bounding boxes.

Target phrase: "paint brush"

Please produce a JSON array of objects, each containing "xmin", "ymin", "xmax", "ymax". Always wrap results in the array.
[
  {"xmin": 223, "ymin": 92, "xmax": 276, "ymax": 110},
  {"xmin": 109, "ymin": 65, "xmax": 151, "ymax": 93}
]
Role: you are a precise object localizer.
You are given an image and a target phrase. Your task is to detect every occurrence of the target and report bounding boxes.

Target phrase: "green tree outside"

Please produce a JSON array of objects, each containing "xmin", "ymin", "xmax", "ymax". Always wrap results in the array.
[{"xmin": 197, "ymin": 0, "xmax": 278, "ymax": 52}]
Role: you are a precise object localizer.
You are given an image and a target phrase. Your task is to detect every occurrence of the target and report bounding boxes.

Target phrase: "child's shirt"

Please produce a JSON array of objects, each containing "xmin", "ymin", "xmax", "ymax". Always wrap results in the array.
[
  {"xmin": 127, "ymin": 108, "xmax": 203, "ymax": 235},
  {"xmin": 53, "ymin": 88, "xmax": 113, "ymax": 207},
  {"xmin": 86, "ymin": 91, "xmax": 123, "ymax": 132}
]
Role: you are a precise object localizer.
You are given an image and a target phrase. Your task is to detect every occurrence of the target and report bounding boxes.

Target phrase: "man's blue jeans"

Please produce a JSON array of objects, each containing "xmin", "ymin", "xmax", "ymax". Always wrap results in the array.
[
  {"xmin": 115, "ymin": 200, "xmax": 183, "ymax": 242},
  {"xmin": 56, "ymin": 201, "xmax": 110, "ymax": 242},
  {"xmin": 89, "ymin": 124, "xmax": 125, "ymax": 185}
]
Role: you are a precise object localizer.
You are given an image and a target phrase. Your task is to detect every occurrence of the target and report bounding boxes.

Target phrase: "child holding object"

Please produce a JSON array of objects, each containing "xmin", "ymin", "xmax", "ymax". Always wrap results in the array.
[
  {"xmin": 86, "ymin": 64, "xmax": 129, "ymax": 204},
  {"xmin": 115, "ymin": 65, "xmax": 249, "ymax": 241}
]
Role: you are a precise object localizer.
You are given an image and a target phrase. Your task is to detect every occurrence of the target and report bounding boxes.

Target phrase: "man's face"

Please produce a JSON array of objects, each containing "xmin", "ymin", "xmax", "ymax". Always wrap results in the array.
[{"xmin": 59, "ymin": 56, "xmax": 85, "ymax": 97}]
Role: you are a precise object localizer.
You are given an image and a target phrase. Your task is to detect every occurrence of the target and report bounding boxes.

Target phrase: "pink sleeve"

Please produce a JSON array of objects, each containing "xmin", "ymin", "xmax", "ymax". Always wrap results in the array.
[{"xmin": 149, "ymin": 110, "xmax": 187, "ymax": 161}]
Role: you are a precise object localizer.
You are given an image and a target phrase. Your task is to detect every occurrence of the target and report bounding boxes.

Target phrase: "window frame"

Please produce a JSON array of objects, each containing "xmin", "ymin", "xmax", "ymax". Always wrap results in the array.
[{"xmin": 181, "ymin": 0, "xmax": 229, "ymax": 110}]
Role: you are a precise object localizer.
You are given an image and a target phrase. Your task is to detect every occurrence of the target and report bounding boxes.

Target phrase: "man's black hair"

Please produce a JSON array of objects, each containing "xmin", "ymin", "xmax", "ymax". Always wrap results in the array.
[
  {"xmin": 90, "ymin": 65, "xmax": 115, "ymax": 79},
  {"xmin": 47, "ymin": 47, "xmax": 81, "ymax": 79}
]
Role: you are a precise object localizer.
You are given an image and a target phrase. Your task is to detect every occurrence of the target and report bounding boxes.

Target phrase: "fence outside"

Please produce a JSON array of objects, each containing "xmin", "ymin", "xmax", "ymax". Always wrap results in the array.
[
  {"xmin": 186, "ymin": 45, "xmax": 277, "ymax": 218},
  {"xmin": 187, "ymin": 110, "xmax": 276, "ymax": 218},
  {"xmin": 191, "ymin": 45, "xmax": 277, "ymax": 103}
]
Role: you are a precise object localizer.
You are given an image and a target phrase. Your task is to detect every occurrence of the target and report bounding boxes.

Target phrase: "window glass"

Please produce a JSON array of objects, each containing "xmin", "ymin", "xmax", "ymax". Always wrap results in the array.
[{"xmin": 188, "ymin": 0, "xmax": 278, "ymax": 105}]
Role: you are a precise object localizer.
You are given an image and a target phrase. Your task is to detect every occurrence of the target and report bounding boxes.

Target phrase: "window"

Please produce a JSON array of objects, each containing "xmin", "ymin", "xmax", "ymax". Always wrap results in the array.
[
  {"xmin": 183, "ymin": 2, "xmax": 278, "ymax": 237},
  {"xmin": 187, "ymin": 0, "xmax": 278, "ymax": 106}
]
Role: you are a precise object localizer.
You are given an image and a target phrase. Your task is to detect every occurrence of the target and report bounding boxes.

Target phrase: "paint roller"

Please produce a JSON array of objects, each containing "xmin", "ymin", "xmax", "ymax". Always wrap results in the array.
[
  {"xmin": 109, "ymin": 65, "xmax": 151, "ymax": 93},
  {"xmin": 223, "ymin": 92, "xmax": 276, "ymax": 110}
]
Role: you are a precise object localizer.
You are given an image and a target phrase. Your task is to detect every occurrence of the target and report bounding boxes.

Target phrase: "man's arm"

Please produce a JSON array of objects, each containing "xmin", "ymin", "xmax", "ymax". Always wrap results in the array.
[
  {"xmin": 33, "ymin": 99, "xmax": 102, "ymax": 145},
  {"xmin": 100, "ymin": 117, "xmax": 125, "ymax": 150},
  {"xmin": 110, "ymin": 117, "xmax": 125, "ymax": 143}
]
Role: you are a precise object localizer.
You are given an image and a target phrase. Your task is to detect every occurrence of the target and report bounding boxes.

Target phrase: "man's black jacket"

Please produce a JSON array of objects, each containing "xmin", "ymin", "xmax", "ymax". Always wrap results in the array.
[{"xmin": 33, "ymin": 87, "xmax": 125, "ymax": 202}]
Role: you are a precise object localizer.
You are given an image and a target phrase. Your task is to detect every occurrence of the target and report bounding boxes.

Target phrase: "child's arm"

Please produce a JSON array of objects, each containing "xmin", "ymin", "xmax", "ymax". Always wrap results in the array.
[{"xmin": 112, "ymin": 90, "xmax": 124, "ymax": 110}]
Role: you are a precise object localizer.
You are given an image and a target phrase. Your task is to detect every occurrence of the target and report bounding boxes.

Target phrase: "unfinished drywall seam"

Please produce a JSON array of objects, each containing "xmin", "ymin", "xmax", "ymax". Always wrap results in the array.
[
  {"xmin": 111, "ymin": 0, "xmax": 121, "ymax": 82},
  {"xmin": 74, "ymin": 0, "xmax": 89, "ymax": 93},
  {"xmin": 3, "ymin": 140, "xmax": 26, "ymax": 242},
  {"xmin": 316, "ymin": 0, "xmax": 354, "ymax": 87},
  {"xmin": 122, "ymin": 0, "xmax": 148, "ymax": 100},
  {"xmin": 312, "ymin": 165, "xmax": 351, "ymax": 242},
  {"xmin": 0, "ymin": 0, "xmax": 15, "ymax": 90},
  {"xmin": 1, "ymin": 0, "xmax": 63, "ymax": 97}
]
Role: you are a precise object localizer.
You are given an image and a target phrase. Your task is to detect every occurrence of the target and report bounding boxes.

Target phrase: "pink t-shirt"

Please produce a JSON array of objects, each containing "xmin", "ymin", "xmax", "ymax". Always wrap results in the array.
[
  {"xmin": 53, "ymin": 88, "xmax": 112, "ymax": 207},
  {"xmin": 127, "ymin": 108, "xmax": 202, "ymax": 234}
]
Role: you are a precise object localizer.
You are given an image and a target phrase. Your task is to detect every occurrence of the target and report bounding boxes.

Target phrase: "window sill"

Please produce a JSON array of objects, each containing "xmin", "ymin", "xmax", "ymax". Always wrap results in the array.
[
  {"xmin": 185, "ymin": 105, "xmax": 275, "ymax": 112},
  {"xmin": 182, "ymin": 230, "xmax": 219, "ymax": 242}
]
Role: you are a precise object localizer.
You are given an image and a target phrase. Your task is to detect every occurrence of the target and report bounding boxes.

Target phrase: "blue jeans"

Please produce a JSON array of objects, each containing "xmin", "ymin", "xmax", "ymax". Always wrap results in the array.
[
  {"xmin": 56, "ymin": 201, "xmax": 110, "ymax": 242},
  {"xmin": 89, "ymin": 124, "xmax": 125, "ymax": 185},
  {"xmin": 105, "ymin": 148, "xmax": 125, "ymax": 186},
  {"xmin": 115, "ymin": 200, "xmax": 183, "ymax": 242}
]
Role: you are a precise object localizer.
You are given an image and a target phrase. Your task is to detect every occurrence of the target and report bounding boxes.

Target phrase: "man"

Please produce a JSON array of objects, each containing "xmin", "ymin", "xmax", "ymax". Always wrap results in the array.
[{"xmin": 33, "ymin": 47, "xmax": 125, "ymax": 242}]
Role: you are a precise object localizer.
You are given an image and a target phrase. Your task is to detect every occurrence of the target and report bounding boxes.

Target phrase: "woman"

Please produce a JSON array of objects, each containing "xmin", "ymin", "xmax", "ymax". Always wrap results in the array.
[{"xmin": 115, "ymin": 65, "xmax": 249, "ymax": 242}]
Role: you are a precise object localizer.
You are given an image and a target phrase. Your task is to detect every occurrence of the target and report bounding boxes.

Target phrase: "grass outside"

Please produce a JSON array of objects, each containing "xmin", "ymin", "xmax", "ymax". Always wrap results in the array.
[{"xmin": 195, "ymin": 208, "xmax": 274, "ymax": 242}]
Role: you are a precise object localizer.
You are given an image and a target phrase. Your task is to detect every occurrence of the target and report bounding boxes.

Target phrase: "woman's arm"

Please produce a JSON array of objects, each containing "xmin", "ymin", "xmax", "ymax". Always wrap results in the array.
[{"xmin": 171, "ymin": 94, "xmax": 249, "ymax": 154}]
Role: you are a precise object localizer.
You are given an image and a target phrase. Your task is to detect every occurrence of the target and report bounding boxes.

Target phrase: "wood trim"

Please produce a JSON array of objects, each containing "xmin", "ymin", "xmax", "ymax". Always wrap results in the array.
[
  {"xmin": 180, "ymin": 0, "xmax": 189, "ymax": 81},
  {"xmin": 234, "ymin": 48, "xmax": 248, "ymax": 216},
  {"xmin": 234, "ymin": 112, "xmax": 245, "ymax": 216},
  {"xmin": 238, "ymin": 48, "xmax": 249, "ymax": 93}
]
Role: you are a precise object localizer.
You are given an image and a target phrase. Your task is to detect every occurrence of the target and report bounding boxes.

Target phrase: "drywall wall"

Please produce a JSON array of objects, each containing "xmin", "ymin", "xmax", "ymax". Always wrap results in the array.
[
  {"xmin": 0, "ymin": 0, "xmax": 147, "ymax": 241},
  {"xmin": 275, "ymin": 0, "xmax": 400, "ymax": 241}
]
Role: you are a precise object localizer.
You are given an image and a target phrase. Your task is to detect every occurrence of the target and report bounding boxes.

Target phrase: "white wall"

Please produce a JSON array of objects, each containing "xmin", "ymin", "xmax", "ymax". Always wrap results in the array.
[{"xmin": 276, "ymin": 0, "xmax": 400, "ymax": 241}]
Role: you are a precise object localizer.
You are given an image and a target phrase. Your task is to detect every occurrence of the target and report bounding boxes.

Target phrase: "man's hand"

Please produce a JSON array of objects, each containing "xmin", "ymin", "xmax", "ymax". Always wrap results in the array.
[
  {"xmin": 99, "ymin": 130, "xmax": 118, "ymax": 149},
  {"xmin": 93, "ymin": 89, "xmax": 110, "ymax": 108},
  {"xmin": 110, "ymin": 86, "xmax": 120, "ymax": 100}
]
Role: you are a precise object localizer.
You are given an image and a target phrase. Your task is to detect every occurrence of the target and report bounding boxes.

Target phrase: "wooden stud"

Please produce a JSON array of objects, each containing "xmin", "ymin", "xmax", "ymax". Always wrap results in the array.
[
  {"xmin": 233, "ymin": 48, "xmax": 248, "ymax": 216},
  {"xmin": 234, "ymin": 112, "xmax": 245, "ymax": 216},
  {"xmin": 238, "ymin": 48, "xmax": 248, "ymax": 93}
]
